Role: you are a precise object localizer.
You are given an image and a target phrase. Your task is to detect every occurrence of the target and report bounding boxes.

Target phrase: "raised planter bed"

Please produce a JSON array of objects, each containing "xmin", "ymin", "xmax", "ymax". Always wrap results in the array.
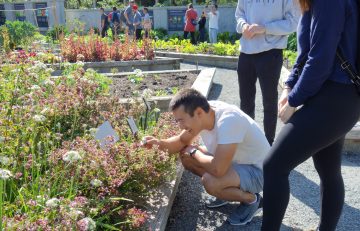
[
  {"xmin": 117, "ymin": 68, "xmax": 216, "ymax": 112},
  {"xmin": 50, "ymin": 57, "xmax": 183, "ymax": 75}
]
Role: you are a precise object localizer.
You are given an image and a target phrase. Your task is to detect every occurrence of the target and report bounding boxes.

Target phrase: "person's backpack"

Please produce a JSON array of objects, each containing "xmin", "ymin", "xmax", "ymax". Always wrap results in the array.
[{"xmin": 112, "ymin": 11, "xmax": 120, "ymax": 23}]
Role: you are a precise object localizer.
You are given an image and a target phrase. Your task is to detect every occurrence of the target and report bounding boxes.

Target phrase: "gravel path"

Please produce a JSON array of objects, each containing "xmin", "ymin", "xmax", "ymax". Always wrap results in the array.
[{"xmin": 165, "ymin": 63, "xmax": 360, "ymax": 231}]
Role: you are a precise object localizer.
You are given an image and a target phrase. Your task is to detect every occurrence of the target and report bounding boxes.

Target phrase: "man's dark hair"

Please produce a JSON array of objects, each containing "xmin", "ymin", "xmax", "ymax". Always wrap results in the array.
[
  {"xmin": 100, "ymin": 7, "xmax": 104, "ymax": 11},
  {"xmin": 188, "ymin": 3, "xmax": 193, "ymax": 8},
  {"xmin": 113, "ymin": 7, "xmax": 117, "ymax": 11},
  {"xmin": 143, "ymin": 7, "xmax": 148, "ymax": 12},
  {"xmin": 214, "ymin": 4, "xmax": 218, "ymax": 9},
  {"xmin": 169, "ymin": 89, "xmax": 210, "ymax": 116}
]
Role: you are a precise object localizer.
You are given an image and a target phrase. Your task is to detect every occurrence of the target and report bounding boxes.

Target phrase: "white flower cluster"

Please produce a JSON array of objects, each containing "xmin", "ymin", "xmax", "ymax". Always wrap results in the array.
[
  {"xmin": 0, "ymin": 156, "xmax": 12, "ymax": 166},
  {"xmin": 63, "ymin": 150, "xmax": 82, "ymax": 163},
  {"xmin": 33, "ymin": 114, "xmax": 46, "ymax": 122},
  {"xmin": 0, "ymin": 136, "xmax": 5, "ymax": 143},
  {"xmin": 78, "ymin": 217, "xmax": 96, "ymax": 231},
  {"xmin": 45, "ymin": 198, "xmax": 60, "ymax": 208},
  {"xmin": 30, "ymin": 85, "xmax": 41, "ymax": 91},
  {"xmin": 90, "ymin": 179, "xmax": 102, "ymax": 187},
  {"xmin": 133, "ymin": 69, "xmax": 144, "ymax": 77},
  {"xmin": 142, "ymin": 88, "xmax": 154, "ymax": 99},
  {"xmin": 0, "ymin": 169, "xmax": 12, "ymax": 180}
]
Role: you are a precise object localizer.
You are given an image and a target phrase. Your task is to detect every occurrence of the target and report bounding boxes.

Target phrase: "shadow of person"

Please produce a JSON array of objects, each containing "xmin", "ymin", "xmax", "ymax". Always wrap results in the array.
[{"xmin": 290, "ymin": 169, "xmax": 360, "ymax": 230}]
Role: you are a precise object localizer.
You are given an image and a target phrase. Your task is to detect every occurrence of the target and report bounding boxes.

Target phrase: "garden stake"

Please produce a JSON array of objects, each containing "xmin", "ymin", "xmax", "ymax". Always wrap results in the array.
[{"xmin": 142, "ymin": 97, "xmax": 151, "ymax": 131}]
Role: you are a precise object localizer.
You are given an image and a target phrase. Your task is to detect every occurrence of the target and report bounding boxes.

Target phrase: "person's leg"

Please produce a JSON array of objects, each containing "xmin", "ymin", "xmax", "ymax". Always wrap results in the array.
[
  {"xmin": 101, "ymin": 28, "xmax": 106, "ymax": 38},
  {"xmin": 202, "ymin": 166, "xmax": 256, "ymax": 203},
  {"xmin": 209, "ymin": 28, "xmax": 214, "ymax": 43},
  {"xmin": 312, "ymin": 138, "xmax": 345, "ymax": 231},
  {"xmin": 136, "ymin": 29, "xmax": 142, "ymax": 40},
  {"xmin": 190, "ymin": 32, "xmax": 196, "ymax": 44},
  {"xmin": 262, "ymin": 82, "xmax": 360, "ymax": 231},
  {"xmin": 213, "ymin": 29, "xmax": 218, "ymax": 43},
  {"xmin": 237, "ymin": 52, "xmax": 257, "ymax": 119},
  {"xmin": 184, "ymin": 31, "xmax": 189, "ymax": 39},
  {"xmin": 254, "ymin": 49, "xmax": 283, "ymax": 145}
]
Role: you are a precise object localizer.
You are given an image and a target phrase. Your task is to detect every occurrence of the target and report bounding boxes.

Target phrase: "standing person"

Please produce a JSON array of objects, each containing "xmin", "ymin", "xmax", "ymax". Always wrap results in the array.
[
  {"xmin": 262, "ymin": 0, "xmax": 360, "ymax": 230},
  {"xmin": 111, "ymin": 7, "xmax": 121, "ymax": 37},
  {"xmin": 235, "ymin": 0, "xmax": 299, "ymax": 145},
  {"xmin": 184, "ymin": 3, "xmax": 197, "ymax": 45},
  {"xmin": 207, "ymin": 4, "xmax": 219, "ymax": 44},
  {"xmin": 132, "ymin": 4, "xmax": 142, "ymax": 40},
  {"xmin": 100, "ymin": 8, "xmax": 109, "ymax": 38},
  {"xmin": 143, "ymin": 89, "xmax": 271, "ymax": 226},
  {"xmin": 198, "ymin": 11, "xmax": 207, "ymax": 43},
  {"xmin": 142, "ymin": 7, "xmax": 152, "ymax": 38},
  {"xmin": 124, "ymin": 0, "xmax": 135, "ymax": 36}
]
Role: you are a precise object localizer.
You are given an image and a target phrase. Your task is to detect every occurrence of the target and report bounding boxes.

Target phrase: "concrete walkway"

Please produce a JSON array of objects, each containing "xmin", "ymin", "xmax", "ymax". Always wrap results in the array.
[{"xmin": 165, "ymin": 63, "xmax": 360, "ymax": 231}]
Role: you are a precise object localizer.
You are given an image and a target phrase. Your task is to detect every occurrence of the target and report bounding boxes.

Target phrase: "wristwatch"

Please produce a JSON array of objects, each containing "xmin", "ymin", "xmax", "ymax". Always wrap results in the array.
[{"xmin": 189, "ymin": 147, "xmax": 197, "ymax": 157}]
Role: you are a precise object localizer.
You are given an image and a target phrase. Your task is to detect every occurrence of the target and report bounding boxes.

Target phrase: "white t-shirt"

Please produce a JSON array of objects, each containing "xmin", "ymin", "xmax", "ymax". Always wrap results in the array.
[
  {"xmin": 208, "ymin": 11, "xmax": 219, "ymax": 29},
  {"xmin": 199, "ymin": 101, "xmax": 270, "ymax": 169}
]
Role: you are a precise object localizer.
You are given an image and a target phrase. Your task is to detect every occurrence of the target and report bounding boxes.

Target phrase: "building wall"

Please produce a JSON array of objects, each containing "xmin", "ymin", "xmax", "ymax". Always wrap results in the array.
[{"xmin": 65, "ymin": 6, "xmax": 237, "ymax": 34}]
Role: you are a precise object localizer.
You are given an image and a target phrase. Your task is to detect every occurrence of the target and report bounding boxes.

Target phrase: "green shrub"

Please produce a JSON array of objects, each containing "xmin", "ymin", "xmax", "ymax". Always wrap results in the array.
[
  {"xmin": 0, "ymin": 20, "xmax": 37, "ymax": 49},
  {"xmin": 46, "ymin": 25, "xmax": 69, "ymax": 42},
  {"xmin": 287, "ymin": 32, "xmax": 297, "ymax": 52}
]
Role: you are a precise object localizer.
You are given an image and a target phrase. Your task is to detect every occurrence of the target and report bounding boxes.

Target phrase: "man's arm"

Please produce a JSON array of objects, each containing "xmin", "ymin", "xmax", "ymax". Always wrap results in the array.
[
  {"xmin": 262, "ymin": 0, "xmax": 300, "ymax": 35},
  {"xmin": 144, "ymin": 129, "xmax": 198, "ymax": 154},
  {"xmin": 124, "ymin": 8, "xmax": 130, "ymax": 23},
  {"xmin": 186, "ymin": 143, "xmax": 237, "ymax": 177}
]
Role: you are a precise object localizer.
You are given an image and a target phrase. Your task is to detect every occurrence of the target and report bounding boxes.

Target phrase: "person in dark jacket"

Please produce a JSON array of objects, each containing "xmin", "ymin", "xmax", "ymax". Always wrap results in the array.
[
  {"xmin": 198, "ymin": 11, "xmax": 207, "ymax": 43},
  {"xmin": 262, "ymin": 0, "xmax": 360, "ymax": 230}
]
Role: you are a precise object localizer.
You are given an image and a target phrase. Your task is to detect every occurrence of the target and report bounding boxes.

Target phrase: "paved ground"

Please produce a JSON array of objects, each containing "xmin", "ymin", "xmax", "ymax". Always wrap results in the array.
[{"xmin": 165, "ymin": 63, "xmax": 360, "ymax": 231}]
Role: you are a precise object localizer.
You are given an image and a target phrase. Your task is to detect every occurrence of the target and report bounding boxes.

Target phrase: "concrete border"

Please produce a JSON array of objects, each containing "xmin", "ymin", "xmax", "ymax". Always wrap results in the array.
[
  {"xmin": 144, "ymin": 68, "xmax": 215, "ymax": 231},
  {"xmin": 156, "ymin": 51, "xmax": 238, "ymax": 69},
  {"xmin": 50, "ymin": 57, "xmax": 183, "ymax": 75}
]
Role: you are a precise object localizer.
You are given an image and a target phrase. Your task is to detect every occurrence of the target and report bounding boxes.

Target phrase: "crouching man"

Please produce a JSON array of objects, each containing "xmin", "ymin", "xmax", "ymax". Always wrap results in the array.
[{"xmin": 143, "ymin": 89, "xmax": 270, "ymax": 225}]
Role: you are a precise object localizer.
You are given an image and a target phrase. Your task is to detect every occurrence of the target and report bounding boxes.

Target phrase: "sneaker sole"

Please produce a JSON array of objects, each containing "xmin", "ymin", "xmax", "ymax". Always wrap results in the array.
[
  {"xmin": 206, "ymin": 201, "xmax": 229, "ymax": 208},
  {"xmin": 228, "ymin": 207, "xmax": 262, "ymax": 226}
]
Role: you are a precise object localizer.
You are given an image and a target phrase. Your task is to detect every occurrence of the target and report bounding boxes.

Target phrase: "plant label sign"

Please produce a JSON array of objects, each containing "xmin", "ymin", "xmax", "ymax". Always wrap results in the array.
[
  {"xmin": 127, "ymin": 116, "xmax": 139, "ymax": 137},
  {"xmin": 95, "ymin": 121, "xmax": 119, "ymax": 148}
]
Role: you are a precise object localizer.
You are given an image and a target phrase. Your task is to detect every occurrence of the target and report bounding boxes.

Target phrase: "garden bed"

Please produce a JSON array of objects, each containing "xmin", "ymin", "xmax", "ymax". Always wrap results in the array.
[
  {"xmin": 116, "ymin": 68, "xmax": 216, "ymax": 112},
  {"xmin": 110, "ymin": 70, "xmax": 199, "ymax": 98}
]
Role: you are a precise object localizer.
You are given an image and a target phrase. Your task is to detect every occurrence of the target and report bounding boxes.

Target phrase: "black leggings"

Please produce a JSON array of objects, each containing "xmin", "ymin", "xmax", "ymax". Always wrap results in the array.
[{"xmin": 262, "ymin": 81, "xmax": 360, "ymax": 231}]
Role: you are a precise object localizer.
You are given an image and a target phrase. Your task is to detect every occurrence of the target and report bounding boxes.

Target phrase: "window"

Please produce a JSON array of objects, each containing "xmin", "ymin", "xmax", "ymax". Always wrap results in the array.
[{"xmin": 35, "ymin": 3, "xmax": 48, "ymax": 28}]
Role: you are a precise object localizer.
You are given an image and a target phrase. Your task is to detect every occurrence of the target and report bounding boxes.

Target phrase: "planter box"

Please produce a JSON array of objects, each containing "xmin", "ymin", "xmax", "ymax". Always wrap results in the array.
[
  {"xmin": 50, "ymin": 57, "xmax": 183, "ymax": 75},
  {"xmin": 156, "ymin": 51, "xmax": 238, "ymax": 69},
  {"xmin": 117, "ymin": 68, "xmax": 216, "ymax": 112}
]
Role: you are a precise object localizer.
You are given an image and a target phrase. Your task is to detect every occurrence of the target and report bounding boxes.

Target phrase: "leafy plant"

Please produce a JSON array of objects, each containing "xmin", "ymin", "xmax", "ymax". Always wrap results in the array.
[
  {"xmin": 287, "ymin": 32, "xmax": 297, "ymax": 52},
  {"xmin": 0, "ymin": 20, "xmax": 37, "ymax": 49},
  {"xmin": 46, "ymin": 25, "xmax": 69, "ymax": 42}
]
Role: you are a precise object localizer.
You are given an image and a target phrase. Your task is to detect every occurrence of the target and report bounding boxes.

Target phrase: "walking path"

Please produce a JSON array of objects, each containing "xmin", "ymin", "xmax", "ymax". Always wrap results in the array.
[{"xmin": 165, "ymin": 64, "xmax": 360, "ymax": 231}]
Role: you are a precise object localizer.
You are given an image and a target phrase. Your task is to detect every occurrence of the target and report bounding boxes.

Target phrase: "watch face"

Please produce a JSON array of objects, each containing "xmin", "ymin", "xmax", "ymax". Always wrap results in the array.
[{"xmin": 189, "ymin": 148, "xmax": 197, "ymax": 155}]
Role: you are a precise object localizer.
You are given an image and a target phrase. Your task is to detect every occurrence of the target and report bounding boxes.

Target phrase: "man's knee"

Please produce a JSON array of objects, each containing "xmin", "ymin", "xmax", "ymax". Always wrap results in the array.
[{"xmin": 201, "ymin": 173, "xmax": 220, "ymax": 196}]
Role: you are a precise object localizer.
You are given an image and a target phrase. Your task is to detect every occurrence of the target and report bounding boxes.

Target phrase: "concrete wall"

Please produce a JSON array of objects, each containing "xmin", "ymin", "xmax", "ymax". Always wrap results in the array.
[
  {"xmin": 1, "ymin": 0, "xmax": 65, "ymax": 29},
  {"xmin": 65, "ymin": 5, "xmax": 237, "ymax": 34}
]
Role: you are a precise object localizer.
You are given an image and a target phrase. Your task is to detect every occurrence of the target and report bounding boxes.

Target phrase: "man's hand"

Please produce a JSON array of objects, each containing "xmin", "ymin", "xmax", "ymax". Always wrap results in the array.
[
  {"xmin": 278, "ymin": 102, "xmax": 296, "ymax": 123},
  {"xmin": 242, "ymin": 23, "xmax": 254, "ymax": 39},
  {"xmin": 141, "ymin": 136, "xmax": 160, "ymax": 149},
  {"xmin": 249, "ymin": 24, "xmax": 266, "ymax": 35},
  {"xmin": 180, "ymin": 145, "xmax": 196, "ymax": 156}
]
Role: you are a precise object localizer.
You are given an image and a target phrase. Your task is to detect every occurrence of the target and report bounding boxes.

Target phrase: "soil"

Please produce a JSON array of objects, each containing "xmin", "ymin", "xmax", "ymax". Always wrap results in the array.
[{"xmin": 110, "ymin": 72, "xmax": 198, "ymax": 98}]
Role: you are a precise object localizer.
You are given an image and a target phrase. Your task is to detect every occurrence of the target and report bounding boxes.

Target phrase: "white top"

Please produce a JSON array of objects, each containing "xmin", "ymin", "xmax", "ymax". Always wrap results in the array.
[
  {"xmin": 199, "ymin": 101, "xmax": 270, "ymax": 169},
  {"xmin": 208, "ymin": 10, "xmax": 219, "ymax": 29}
]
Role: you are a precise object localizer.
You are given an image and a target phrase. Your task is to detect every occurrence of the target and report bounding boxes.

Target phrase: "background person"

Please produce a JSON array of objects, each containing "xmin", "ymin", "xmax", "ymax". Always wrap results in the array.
[
  {"xmin": 235, "ymin": 0, "xmax": 300, "ymax": 145},
  {"xmin": 132, "ymin": 4, "xmax": 142, "ymax": 40},
  {"xmin": 184, "ymin": 3, "xmax": 197, "ymax": 45}
]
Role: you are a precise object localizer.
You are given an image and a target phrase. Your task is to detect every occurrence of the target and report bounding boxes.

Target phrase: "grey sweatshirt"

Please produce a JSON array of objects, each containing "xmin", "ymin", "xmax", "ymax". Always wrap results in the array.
[{"xmin": 235, "ymin": 0, "xmax": 300, "ymax": 54}]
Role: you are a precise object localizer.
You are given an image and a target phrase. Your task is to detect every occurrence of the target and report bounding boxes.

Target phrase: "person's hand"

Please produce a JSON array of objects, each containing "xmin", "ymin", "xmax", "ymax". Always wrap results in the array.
[
  {"xmin": 180, "ymin": 145, "xmax": 195, "ymax": 156},
  {"xmin": 249, "ymin": 24, "xmax": 266, "ymax": 35},
  {"xmin": 278, "ymin": 102, "xmax": 296, "ymax": 123},
  {"xmin": 141, "ymin": 136, "xmax": 160, "ymax": 149},
  {"xmin": 278, "ymin": 88, "xmax": 291, "ymax": 114},
  {"xmin": 242, "ymin": 23, "xmax": 254, "ymax": 39}
]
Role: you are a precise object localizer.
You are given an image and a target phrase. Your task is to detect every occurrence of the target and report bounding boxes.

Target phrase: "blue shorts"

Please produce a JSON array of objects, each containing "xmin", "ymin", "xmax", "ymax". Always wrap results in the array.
[{"xmin": 232, "ymin": 164, "xmax": 264, "ymax": 194}]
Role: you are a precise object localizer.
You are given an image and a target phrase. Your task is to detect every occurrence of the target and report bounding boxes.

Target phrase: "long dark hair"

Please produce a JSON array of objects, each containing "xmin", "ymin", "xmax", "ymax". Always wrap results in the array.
[{"xmin": 299, "ymin": 0, "xmax": 311, "ymax": 12}]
